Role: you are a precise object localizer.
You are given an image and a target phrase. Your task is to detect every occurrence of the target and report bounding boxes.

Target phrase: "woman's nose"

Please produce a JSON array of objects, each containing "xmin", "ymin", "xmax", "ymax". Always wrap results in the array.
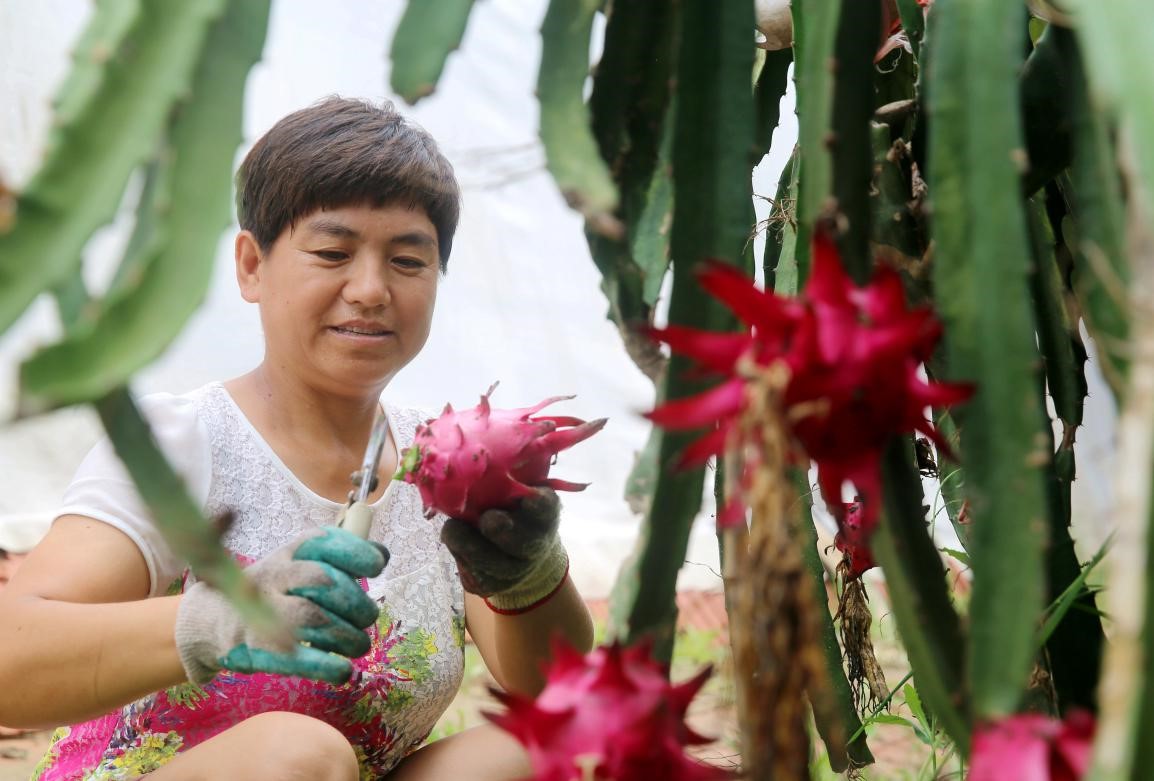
[{"xmin": 343, "ymin": 258, "xmax": 391, "ymax": 308}]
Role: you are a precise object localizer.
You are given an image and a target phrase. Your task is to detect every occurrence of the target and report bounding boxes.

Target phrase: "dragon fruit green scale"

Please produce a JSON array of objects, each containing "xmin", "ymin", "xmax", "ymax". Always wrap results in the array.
[{"xmin": 397, "ymin": 384, "xmax": 607, "ymax": 522}]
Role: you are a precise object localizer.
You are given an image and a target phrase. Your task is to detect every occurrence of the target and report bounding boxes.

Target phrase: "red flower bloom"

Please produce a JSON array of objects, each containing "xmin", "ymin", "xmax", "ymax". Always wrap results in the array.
[
  {"xmin": 647, "ymin": 232, "xmax": 971, "ymax": 544},
  {"xmin": 969, "ymin": 711, "xmax": 1095, "ymax": 781}
]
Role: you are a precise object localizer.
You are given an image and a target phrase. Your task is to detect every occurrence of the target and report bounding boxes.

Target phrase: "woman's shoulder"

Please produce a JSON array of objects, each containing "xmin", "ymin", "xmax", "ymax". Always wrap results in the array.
[{"xmin": 135, "ymin": 382, "xmax": 219, "ymax": 424}]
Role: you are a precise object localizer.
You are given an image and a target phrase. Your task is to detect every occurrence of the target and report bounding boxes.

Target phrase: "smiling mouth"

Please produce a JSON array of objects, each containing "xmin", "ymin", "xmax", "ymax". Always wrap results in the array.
[{"xmin": 331, "ymin": 326, "xmax": 393, "ymax": 337}]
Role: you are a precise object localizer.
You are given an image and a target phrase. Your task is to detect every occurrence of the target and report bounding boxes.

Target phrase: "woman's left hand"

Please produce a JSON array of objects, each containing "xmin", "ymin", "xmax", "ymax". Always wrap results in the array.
[{"xmin": 440, "ymin": 488, "xmax": 569, "ymax": 612}]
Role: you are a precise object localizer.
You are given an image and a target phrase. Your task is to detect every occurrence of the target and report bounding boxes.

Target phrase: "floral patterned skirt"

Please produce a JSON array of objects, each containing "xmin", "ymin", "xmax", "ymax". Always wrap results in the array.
[{"xmin": 31, "ymin": 570, "xmax": 465, "ymax": 780}]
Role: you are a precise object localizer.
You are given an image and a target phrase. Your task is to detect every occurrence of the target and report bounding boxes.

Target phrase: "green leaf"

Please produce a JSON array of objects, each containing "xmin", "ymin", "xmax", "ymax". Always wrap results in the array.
[
  {"xmin": 20, "ymin": 0, "xmax": 271, "ymax": 409},
  {"xmin": 939, "ymin": 547, "xmax": 970, "ymax": 567},
  {"xmin": 0, "ymin": 0, "xmax": 228, "ymax": 335},
  {"xmin": 904, "ymin": 683, "xmax": 929, "ymax": 733},
  {"xmin": 1037, "ymin": 536, "xmax": 1110, "ymax": 648},
  {"xmin": 869, "ymin": 713, "xmax": 918, "ymax": 729},
  {"xmin": 388, "ymin": 0, "xmax": 476, "ymax": 104}
]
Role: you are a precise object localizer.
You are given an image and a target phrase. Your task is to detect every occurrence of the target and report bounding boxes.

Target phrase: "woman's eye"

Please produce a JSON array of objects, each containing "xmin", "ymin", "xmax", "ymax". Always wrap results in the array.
[{"xmin": 394, "ymin": 257, "xmax": 428, "ymax": 269}]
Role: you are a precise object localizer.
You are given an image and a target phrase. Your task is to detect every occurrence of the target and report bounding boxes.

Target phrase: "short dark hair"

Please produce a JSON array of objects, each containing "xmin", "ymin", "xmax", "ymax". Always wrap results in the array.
[{"xmin": 236, "ymin": 97, "xmax": 460, "ymax": 270}]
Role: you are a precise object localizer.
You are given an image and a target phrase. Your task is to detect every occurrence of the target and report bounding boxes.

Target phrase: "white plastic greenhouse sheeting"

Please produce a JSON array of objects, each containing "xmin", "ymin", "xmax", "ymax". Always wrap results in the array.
[{"xmin": 0, "ymin": 0, "xmax": 1116, "ymax": 598}]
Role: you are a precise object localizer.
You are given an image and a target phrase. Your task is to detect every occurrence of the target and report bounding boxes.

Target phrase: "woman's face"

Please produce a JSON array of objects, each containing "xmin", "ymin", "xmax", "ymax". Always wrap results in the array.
[{"xmin": 237, "ymin": 203, "xmax": 440, "ymax": 397}]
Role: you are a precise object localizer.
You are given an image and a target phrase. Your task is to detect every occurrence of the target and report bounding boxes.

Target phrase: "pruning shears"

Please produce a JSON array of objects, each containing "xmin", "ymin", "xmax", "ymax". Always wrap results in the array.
[{"xmin": 336, "ymin": 406, "xmax": 390, "ymax": 539}]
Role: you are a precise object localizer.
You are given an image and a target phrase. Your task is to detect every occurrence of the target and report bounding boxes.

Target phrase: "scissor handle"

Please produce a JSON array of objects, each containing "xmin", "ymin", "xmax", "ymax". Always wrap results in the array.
[{"xmin": 338, "ymin": 501, "xmax": 374, "ymax": 540}]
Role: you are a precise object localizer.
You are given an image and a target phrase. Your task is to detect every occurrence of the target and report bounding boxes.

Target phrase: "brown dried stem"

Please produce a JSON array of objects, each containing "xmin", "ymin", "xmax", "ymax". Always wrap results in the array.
[{"xmin": 726, "ymin": 361, "xmax": 830, "ymax": 781}]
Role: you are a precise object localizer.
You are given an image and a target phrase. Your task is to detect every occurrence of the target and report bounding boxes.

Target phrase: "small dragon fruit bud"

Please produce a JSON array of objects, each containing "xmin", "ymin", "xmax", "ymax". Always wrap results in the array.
[
  {"xmin": 484, "ymin": 639, "xmax": 733, "ymax": 781},
  {"xmin": 834, "ymin": 499, "xmax": 876, "ymax": 580},
  {"xmin": 397, "ymin": 384, "xmax": 607, "ymax": 522}
]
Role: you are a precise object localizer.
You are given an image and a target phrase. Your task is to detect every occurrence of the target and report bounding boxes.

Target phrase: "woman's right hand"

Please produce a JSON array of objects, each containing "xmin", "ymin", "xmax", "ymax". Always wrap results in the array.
[{"xmin": 174, "ymin": 526, "xmax": 389, "ymax": 685}]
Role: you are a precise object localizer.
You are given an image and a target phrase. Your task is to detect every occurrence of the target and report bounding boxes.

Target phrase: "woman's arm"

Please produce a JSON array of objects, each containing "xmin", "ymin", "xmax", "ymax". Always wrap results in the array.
[
  {"xmin": 0, "ymin": 515, "xmax": 187, "ymax": 728},
  {"xmin": 464, "ymin": 576, "xmax": 593, "ymax": 697}
]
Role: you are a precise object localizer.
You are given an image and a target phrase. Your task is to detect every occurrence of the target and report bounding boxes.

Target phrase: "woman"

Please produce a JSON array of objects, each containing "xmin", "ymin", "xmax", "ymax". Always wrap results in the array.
[{"xmin": 0, "ymin": 97, "xmax": 594, "ymax": 780}]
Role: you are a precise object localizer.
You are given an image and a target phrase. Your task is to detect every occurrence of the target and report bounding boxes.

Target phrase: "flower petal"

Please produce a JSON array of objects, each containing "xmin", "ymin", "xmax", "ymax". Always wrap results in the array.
[
  {"xmin": 646, "ymin": 323, "xmax": 752, "ymax": 374},
  {"xmin": 697, "ymin": 260, "xmax": 797, "ymax": 333},
  {"xmin": 646, "ymin": 380, "xmax": 746, "ymax": 431}
]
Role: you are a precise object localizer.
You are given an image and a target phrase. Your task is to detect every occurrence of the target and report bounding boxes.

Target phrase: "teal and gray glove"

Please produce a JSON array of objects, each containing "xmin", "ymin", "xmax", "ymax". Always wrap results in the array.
[
  {"xmin": 440, "ymin": 488, "xmax": 569, "ymax": 613},
  {"xmin": 175, "ymin": 526, "xmax": 388, "ymax": 685}
]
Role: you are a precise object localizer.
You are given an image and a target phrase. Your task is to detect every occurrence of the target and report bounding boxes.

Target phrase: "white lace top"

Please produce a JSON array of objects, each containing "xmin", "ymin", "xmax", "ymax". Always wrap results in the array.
[{"xmin": 47, "ymin": 382, "xmax": 466, "ymax": 777}]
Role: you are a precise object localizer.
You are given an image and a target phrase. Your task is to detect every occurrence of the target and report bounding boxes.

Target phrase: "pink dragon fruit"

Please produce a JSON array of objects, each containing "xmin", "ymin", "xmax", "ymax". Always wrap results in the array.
[
  {"xmin": 485, "ymin": 639, "xmax": 733, "ymax": 781},
  {"xmin": 969, "ymin": 710, "xmax": 1095, "ymax": 781},
  {"xmin": 397, "ymin": 385, "xmax": 607, "ymax": 522}
]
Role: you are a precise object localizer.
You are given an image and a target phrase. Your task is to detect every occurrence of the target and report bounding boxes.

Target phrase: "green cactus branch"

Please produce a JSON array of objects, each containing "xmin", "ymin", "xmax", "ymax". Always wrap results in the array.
[
  {"xmin": 0, "ymin": 0, "xmax": 228, "ymax": 336},
  {"xmin": 829, "ymin": 0, "xmax": 881, "ymax": 283},
  {"xmin": 607, "ymin": 0, "xmax": 754, "ymax": 662},
  {"xmin": 20, "ymin": 0, "xmax": 281, "ymax": 643},
  {"xmin": 869, "ymin": 123, "xmax": 925, "ymax": 266},
  {"xmin": 95, "ymin": 387, "xmax": 283, "ymax": 639},
  {"xmin": 537, "ymin": 0, "xmax": 619, "ymax": 236},
  {"xmin": 1065, "ymin": 0, "xmax": 1154, "ymax": 238},
  {"xmin": 1064, "ymin": 4, "xmax": 1154, "ymax": 777},
  {"xmin": 1027, "ymin": 191, "xmax": 1101, "ymax": 710},
  {"xmin": 763, "ymin": 147, "xmax": 799, "ymax": 292},
  {"xmin": 389, "ymin": 0, "xmax": 476, "ymax": 104},
  {"xmin": 52, "ymin": 0, "xmax": 143, "ymax": 127},
  {"xmin": 1019, "ymin": 25, "xmax": 1077, "ymax": 197},
  {"xmin": 927, "ymin": 0, "xmax": 1049, "ymax": 722},
  {"xmin": 49, "ymin": 273, "xmax": 282, "ymax": 646},
  {"xmin": 19, "ymin": 0, "xmax": 270, "ymax": 412},
  {"xmin": 584, "ymin": 0, "xmax": 677, "ymax": 383},
  {"xmin": 1055, "ymin": 24, "xmax": 1130, "ymax": 399},
  {"xmin": 932, "ymin": 410, "xmax": 970, "ymax": 551},
  {"xmin": 753, "ymin": 48, "xmax": 793, "ymax": 166},
  {"xmin": 874, "ymin": 437, "xmax": 970, "ymax": 751},
  {"xmin": 791, "ymin": 0, "xmax": 842, "ymax": 275},
  {"xmin": 894, "ymin": 0, "xmax": 925, "ymax": 60},
  {"xmin": 1037, "ymin": 390, "xmax": 1104, "ymax": 713},
  {"xmin": 1026, "ymin": 194, "xmax": 1087, "ymax": 433}
]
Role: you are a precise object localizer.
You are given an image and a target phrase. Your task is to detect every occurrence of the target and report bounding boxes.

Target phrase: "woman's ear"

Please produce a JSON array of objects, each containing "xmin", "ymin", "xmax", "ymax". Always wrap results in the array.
[{"xmin": 235, "ymin": 230, "xmax": 263, "ymax": 303}]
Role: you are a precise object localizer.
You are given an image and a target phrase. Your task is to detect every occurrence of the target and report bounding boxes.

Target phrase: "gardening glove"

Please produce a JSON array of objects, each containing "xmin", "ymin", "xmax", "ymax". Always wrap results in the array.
[
  {"xmin": 175, "ymin": 526, "xmax": 388, "ymax": 686},
  {"xmin": 440, "ymin": 487, "xmax": 569, "ymax": 612}
]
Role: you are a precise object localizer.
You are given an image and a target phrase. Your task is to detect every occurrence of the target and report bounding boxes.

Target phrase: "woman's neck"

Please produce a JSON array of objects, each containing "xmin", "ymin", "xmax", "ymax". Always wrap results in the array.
[{"xmin": 225, "ymin": 364, "xmax": 385, "ymax": 460}]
